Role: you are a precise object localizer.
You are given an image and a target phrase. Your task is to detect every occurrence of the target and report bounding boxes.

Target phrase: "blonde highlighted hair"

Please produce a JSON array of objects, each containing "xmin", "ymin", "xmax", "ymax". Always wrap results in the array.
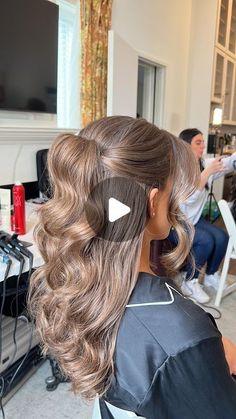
[{"xmin": 28, "ymin": 116, "xmax": 199, "ymax": 399}]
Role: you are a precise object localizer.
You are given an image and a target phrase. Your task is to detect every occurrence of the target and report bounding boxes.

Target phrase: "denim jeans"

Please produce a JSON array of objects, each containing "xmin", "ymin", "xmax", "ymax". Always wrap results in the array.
[{"xmin": 168, "ymin": 217, "xmax": 229, "ymax": 279}]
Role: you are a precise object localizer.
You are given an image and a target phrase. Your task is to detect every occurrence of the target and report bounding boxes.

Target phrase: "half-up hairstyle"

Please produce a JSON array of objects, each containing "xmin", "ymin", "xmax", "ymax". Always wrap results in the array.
[{"xmin": 28, "ymin": 116, "xmax": 199, "ymax": 399}]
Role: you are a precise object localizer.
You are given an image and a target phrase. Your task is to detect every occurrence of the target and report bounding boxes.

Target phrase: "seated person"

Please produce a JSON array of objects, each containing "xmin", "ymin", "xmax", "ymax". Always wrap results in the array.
[
  {"xmin": 29, "ymin": 117, "xmax": 236, "ymax": 418},
  {"xmin": 169, "ymin": 128, "xmax": 236, "ymax": 304}
]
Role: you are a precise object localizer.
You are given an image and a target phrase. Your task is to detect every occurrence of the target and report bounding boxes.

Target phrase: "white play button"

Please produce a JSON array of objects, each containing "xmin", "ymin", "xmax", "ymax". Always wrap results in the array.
[
  {"xmin": 85, "ymin": 177, "xmax": 147, "ymax": 242},
  {"xmin": 108, "ymin": 197, "xmax": 131, "ymax": 222}
]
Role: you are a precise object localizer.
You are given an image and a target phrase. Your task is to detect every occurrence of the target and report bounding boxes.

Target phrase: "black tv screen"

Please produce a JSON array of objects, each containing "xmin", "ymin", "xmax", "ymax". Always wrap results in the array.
[{"xmin": 0, "ymin": 0, "xmax": 58, "ymax": 114}]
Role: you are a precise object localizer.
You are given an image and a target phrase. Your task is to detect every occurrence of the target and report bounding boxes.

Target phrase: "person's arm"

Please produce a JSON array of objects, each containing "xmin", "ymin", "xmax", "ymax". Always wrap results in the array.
[
  {"xmin": 208, "ymin": 313, "xmax": 236, "ymax": 375},
  {"xmin": 212, "ymin": 152, "xmax": 236, "ymax": 181},
  {"xmin": 138, "ymin": 337, "xmax": 236, "ymax": 419},
  {"xmin": 183, "ymin": 158, "xmax": 225, "ymax": 207},
  {"xmin": 222, "ymin": 152, "xmax": 236, "ymax": 172},
  {"xmin": 199, "ymin": 156, "xmax": 226, "ymax": 189}
]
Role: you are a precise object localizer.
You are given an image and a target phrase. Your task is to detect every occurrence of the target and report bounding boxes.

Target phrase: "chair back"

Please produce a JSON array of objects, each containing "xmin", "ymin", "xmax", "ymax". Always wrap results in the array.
[
  {"xmin": 218, "ymin": 199, "xmax": 236, "ymax": 251},
  {"xmin": 92, "ymin": 398, "xmax": 145, "ymax": 418}
]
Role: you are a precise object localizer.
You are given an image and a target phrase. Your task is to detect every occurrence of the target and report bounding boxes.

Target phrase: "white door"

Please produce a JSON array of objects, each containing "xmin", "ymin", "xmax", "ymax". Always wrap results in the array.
[{"xmin": 107, "ymin": 30, "xmax": 138, "ymax": 117}]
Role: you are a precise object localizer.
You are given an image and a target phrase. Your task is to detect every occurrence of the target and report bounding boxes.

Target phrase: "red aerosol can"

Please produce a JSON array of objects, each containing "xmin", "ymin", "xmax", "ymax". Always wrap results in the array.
[{"xmin": 13, "ymin": 181, "xmax": 26, "ymax": 235}]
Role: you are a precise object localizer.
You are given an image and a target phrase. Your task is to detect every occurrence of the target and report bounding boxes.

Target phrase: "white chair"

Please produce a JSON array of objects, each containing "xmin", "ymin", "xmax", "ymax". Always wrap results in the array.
[
  {"xmin": 92, "ymin": 398, "xmax": 145, "ymax": 418},
  {"xmin": 215, "ymin": 199, "xmax": 236, "ymax": 306}
]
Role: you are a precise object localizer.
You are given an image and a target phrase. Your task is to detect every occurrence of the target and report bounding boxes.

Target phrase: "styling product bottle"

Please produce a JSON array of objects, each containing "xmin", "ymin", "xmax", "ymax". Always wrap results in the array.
[{"xmin": 13, "ymin": 181, "xmax": 26, "ymax": 235}]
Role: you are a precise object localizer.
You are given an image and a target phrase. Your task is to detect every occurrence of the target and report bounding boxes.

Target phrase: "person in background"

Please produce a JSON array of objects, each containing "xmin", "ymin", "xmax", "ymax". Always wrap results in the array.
[
  {"xmin": 173, "ymin": 128, "xmax": 236, "ymax": 304},
  {"xmin": 28, "ymin": 117, "xmax": 236, "ymax": 418}
]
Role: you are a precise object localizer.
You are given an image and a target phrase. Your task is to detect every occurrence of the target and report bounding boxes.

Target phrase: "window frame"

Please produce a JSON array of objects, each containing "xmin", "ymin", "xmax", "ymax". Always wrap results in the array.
[{"xmin": 137, "ymin": 57, "xmax": 166, "ymax": 127}]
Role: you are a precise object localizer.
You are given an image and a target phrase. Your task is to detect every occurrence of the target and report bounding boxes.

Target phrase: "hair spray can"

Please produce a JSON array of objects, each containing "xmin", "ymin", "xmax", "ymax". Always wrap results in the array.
[{"xmin": 13, "ymin": 181, "xmax": 26, "ymax": 235}]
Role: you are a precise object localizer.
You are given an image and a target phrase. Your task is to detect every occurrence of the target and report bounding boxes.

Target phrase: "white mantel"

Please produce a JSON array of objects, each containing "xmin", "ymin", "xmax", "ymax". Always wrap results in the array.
[
  {"xmin": 0, "ymin": 126, "xmax": 76, "ymax": 185},
  {"xmin": 0, "ymin": 127, "xmax": 75, "ymax": 144}
]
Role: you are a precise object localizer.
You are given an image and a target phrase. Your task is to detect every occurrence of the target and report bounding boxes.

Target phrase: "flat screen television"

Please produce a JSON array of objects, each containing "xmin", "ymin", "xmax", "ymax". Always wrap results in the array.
[{"xmin": 0, "ymin": 0, "xmax": 58, "ymax": 114}]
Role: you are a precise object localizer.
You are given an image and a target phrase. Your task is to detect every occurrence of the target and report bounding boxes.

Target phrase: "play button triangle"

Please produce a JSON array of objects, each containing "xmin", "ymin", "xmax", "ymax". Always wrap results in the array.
[
  {"xmin": 85, "ymin": 177, "xmax": 147, "ymax": 242},
  {"xmin": 108, "ymin": 197, "xmax": 131, "ymax": 222}
]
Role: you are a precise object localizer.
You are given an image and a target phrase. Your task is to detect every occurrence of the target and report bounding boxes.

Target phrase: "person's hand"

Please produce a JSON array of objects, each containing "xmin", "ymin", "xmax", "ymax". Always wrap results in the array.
[
  {"xmin": 206, "ymin": 157, "xmax": 226, "ymax": 176},
  {"xmin": 222, "ymin": 337, "xmax": 236, "ymax": 375}
]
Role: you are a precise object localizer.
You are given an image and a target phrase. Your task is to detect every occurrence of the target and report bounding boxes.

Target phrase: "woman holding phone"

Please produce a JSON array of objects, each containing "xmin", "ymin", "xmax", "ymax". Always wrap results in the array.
[{"xmin": 171, "ymin": 128, "xmax": 236, "ymax": 304}]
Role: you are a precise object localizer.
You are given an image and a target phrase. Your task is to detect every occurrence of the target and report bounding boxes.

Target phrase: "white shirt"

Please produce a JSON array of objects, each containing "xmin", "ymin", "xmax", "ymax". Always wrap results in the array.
[{"xmin": 180, "ymin": 153, "xmax": 236, "ymax": 225}]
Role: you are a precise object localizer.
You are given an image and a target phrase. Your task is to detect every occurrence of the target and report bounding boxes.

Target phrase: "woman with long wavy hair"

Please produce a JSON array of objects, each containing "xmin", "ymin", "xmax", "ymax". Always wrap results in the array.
[{"xmin": 28, "ymin": 116, "xmax": 236, "ymax": 418}]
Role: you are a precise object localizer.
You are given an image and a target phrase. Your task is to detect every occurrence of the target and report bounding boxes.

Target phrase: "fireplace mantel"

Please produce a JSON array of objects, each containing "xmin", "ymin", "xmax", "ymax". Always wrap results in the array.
[{"xmin": 0, "ymin": 127, "xmax": 76, "ymax": 145}]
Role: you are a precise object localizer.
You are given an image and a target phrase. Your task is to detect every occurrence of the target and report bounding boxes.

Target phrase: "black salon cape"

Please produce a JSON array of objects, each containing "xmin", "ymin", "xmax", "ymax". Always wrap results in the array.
[{"xmin": 99, "ymin": 272, "xmax": 236, "ymax": 419}]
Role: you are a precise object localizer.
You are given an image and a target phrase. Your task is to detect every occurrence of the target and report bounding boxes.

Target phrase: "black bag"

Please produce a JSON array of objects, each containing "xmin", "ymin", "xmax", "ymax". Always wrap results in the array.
[
  {"xmin": 229, "ymin": 173, "xmax": 236, "ymax": 202},
  {"xmin": 231, "ymin": 199, "xmax": 236, "ymax": 221},
  {"xmin": 36, "ymin": 149, "xmax": 51, "ymax": 198},
  {"xmin": 229, "ymin": 173, "xmax": 236, "ymax": 221}
]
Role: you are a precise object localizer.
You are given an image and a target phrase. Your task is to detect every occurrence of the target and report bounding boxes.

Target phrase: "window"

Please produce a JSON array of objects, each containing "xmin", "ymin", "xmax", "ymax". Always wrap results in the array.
[
  {"xmin": 57, "ymin": 0, "xmax": 80, "ymax": 128},
  {"xmin": 137, "ymin": 59, "xmax": 165, "ymax": 127}
]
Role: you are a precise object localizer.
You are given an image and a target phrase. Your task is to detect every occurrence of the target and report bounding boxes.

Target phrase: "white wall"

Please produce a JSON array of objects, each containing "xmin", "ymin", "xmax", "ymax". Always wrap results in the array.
[
  {"xmin": 186, "ymin": 0, "xmax": 218, "ymax": 141},
  {"xmin": 0, "ymin": 128, "xmax": 65, "ymax": 185},
  {"xmin": 111, "ymin": 0, "xmax": 218, "ymax": 139},
  {"xmin": 0, "ymin": 0, "xmax": 219, "ymax": 186},
  {"xmin": 111, "ymin": 0, "xmax": 192, "ymax": 135},
  {"xmin": 107, "ymin": 31, "xmax": 138, "ymax": 117}
]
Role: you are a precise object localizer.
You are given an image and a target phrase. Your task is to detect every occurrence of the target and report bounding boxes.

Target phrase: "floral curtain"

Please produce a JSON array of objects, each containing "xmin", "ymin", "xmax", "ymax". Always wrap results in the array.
[{"xmin": 80, "ymin": 0, "xmax": 112, "ymax": 127}]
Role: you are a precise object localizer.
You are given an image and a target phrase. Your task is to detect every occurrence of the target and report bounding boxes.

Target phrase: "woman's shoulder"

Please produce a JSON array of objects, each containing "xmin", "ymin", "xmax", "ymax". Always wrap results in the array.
[
  {"xmin": 108, "ymin": 273, "xmax": 224, "ymax": 414},
  {"xmin": 121, "ymin": 272, "xmax": 221, "ymax": 356}
]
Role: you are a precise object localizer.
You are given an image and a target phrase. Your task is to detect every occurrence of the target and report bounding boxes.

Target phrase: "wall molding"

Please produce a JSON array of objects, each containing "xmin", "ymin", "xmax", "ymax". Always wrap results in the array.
[{"xmin": 0, "ymin": 127, "xmax": 76, "ymax": 144}]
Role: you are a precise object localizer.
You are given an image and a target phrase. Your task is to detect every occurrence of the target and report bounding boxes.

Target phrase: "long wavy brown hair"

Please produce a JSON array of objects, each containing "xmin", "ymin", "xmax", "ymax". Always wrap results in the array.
[{"xmin": 28, "ymin": 116, "xmax": 199, "ymax": 399}]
